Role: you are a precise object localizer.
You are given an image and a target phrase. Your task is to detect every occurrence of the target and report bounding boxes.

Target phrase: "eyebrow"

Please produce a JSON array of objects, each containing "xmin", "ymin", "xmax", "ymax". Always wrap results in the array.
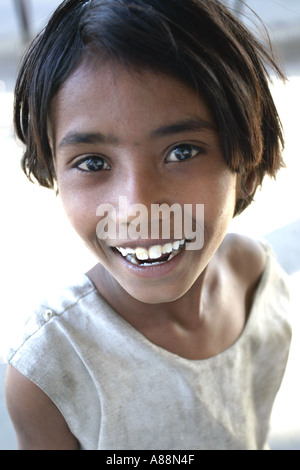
[
  {"xmin": 150, "ymin": 118, "xmax": 217, "ymax": 138},
  {"xmin": 57, "ymin": 117, "xmax": 217, "ymax": 150},
  {"xmin": 57, "ymin": 132, "xmax": 118, "ymax": 150}
]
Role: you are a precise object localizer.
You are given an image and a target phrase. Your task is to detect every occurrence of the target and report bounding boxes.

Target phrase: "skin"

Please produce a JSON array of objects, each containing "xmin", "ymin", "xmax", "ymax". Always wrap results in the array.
[{"xmin": 6, "ymin": 63, "xmax": 266, "ymax": 449}]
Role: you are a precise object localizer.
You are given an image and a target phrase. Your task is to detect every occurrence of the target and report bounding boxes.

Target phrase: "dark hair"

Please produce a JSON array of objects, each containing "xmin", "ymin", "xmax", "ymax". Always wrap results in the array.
[{"xmin": 14, "ymin": 0, "xmax": 286, "ymax": 215}]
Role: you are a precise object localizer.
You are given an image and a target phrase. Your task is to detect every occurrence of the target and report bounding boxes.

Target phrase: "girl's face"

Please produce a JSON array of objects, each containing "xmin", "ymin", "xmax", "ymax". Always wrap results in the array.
[{"xmin": 50, "ymin": 63, "xmax": 238, "ymax": 304}]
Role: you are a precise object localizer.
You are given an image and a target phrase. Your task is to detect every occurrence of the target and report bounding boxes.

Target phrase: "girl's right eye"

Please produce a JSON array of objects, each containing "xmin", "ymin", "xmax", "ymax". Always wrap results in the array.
[{"xmin": 75, "ymin": 156, "xmax": 111, "ymax": 172}]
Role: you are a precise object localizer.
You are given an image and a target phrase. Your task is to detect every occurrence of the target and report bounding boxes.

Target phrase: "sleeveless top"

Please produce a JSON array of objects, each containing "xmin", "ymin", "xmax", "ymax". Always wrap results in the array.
[{"xmin": 6, "ymin": 243, "xmax": 292, "ymax": 450}]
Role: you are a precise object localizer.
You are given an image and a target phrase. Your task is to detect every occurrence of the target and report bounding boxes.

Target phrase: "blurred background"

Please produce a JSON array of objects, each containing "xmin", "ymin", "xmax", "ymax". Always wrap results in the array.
[{"xmin": 0, "ymin": 0, "xmax": 299, "ymax": 450}]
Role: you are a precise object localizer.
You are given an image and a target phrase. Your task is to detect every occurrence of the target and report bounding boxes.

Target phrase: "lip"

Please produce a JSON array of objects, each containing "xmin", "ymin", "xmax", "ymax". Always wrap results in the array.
[{"xmin": 110, "ymin": 243, "xmax": 187, "ymax": 279}]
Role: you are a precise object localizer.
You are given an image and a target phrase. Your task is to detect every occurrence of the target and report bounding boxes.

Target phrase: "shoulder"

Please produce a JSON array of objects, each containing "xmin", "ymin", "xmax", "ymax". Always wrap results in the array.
[
  {"xmin": 220, "ymin": 233, "xmax": 267, "ymax": 285},
  {"xmin": 5, "ymin": 365, "xmax": 79, "ymax": 450},
  {"xmin": 217, "ymin": 234, "xmax": 267, "ymax": 318},
  {"xmin": 5, "ymin": 273, "xmax": 97, "ymax": 363}
]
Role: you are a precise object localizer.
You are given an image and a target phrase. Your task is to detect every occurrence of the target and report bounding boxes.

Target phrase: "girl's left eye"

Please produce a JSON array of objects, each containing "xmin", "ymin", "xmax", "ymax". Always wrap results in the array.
[
  {"xmin": 75, "ymin": 156, "xmax": 111, "ymax": 172},
  {"xmin": 165, "ymin": 144, "xmax": 205, "ymax": 163}
]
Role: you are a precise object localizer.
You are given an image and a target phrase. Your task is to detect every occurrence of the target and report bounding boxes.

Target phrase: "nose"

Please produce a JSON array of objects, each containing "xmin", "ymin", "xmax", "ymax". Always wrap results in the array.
[
  {"xmin": 115, "ymin": 162, "xmax": 175, "ymax": 240},
  {"xmin": 130, "ymin": 165, "xmax": 162, "ymax": 202},
  {"xmin": 117, "ymin": 165, "xmax": 161, "ymax": 223}
]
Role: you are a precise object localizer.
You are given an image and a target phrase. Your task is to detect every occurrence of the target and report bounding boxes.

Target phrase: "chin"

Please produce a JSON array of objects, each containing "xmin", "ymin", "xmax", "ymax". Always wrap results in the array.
[{"xmin": 120, "ymin": 277, "xmax": 195, "ymax": 305}]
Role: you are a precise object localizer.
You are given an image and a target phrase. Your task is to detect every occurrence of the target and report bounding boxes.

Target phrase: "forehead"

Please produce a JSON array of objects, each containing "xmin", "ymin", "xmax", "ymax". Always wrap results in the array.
[{"xmin": 50, "ymin": 62, "xmax": 216, "ymax": 146}]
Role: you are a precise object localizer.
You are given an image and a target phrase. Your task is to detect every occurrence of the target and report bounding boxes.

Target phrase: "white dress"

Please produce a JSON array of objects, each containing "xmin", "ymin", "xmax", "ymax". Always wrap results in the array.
[{"xmin": 6, "ymin": 243, "xmax": 292, "ymax": 450}]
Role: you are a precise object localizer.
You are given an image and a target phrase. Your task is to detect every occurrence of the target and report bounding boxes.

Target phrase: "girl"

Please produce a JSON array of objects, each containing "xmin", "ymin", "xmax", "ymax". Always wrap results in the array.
[{"xmin": 5, "ymin": 0, "xmax": 291, "ymax": 450}]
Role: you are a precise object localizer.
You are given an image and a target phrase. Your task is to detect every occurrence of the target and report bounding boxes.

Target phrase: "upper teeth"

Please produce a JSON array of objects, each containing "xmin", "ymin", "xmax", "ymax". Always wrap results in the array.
[{"xmin": 116, "ymin": 239, "xmax": 185, "ymax": 260}]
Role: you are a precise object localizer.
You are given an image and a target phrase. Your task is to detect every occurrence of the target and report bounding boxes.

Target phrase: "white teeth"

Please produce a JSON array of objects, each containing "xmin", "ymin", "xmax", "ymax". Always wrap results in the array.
[
  {"xmin": 125, "ymin": 254, "xmax": 139, "ymax": 265},
  {"xmin": 173, "ymin": 240, "xmax": 180, "ymax": 250},
  {"xmin": 116, "ymin": 239, "xmax": 185, "ymax": 262},
  {"xmin": 162, "ymin": 243, "xmax": 173, "ymax": 254},
  {"xmin": 117, "ymin": 247, "xmax": 135, "ymax": 256},
  {"xmin": 135, "ymin": 247, "xmax": 148, "ymax": 261},
  {"xmin": 148, "ymin": 245, "xmax": 162, "ymax": 259}
]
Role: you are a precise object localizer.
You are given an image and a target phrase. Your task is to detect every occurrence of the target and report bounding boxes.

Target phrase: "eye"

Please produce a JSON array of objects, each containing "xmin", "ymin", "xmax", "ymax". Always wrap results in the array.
[
  {"xmin": 166, "ymin": 144, "xmax": 205, "ymax": 163},
  {"xmin": 75, "ymin": 156, "xmax": 111, "ymax": 172}
]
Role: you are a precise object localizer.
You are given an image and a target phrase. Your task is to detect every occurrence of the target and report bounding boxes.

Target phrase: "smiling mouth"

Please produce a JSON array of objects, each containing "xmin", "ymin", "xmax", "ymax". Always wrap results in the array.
[{"xmin": 113, "ymin": 239, "xmax": 186, "ymax": 267}]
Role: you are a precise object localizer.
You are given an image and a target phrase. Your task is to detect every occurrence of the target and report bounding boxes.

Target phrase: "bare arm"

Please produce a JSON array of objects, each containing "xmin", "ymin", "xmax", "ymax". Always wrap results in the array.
[{"xmin": 5, "ymin": 365, "xmax": 79, "ymax": 450}]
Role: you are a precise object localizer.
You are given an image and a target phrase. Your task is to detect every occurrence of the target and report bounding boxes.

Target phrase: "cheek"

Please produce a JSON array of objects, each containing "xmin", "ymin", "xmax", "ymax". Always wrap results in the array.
[
  {"xmin": 193, "ymin": 170, "xmax": 237, "ymax": 240},
  {"xmin": 58, "ymin": 185, "xmax": 99, "ymax": 243},
  {"xmin": 212, "ymin": 179, "xmax": 237, "ymax": 218},
  {"xmin": 188, "ymin": 168, "xmax": 237, "ymax": 215}
]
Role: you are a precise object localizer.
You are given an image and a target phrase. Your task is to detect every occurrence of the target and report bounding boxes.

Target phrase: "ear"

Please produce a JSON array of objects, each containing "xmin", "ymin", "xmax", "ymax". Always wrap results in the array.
[
  {"xmin": 237, "ymin": 169, "xmax": 257, "ymax": 199},
  {"xmin": 244, "ymin": 170, "xmax": 257, "ymax": 196}
]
